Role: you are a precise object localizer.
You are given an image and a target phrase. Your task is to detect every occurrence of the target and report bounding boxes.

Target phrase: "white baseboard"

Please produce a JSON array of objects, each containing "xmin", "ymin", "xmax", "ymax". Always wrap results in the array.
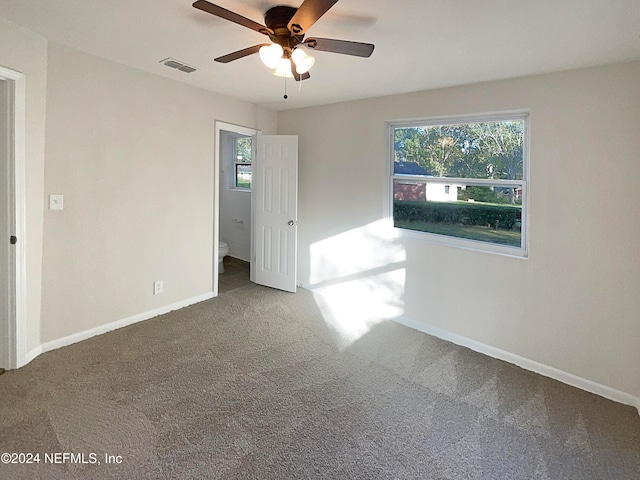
[
  {"xmin": 392, "ymin": 315, "xmax": 640, "ymax": 416},
  {"xmin": 24, "ymin": 344, "xmax": 43, "ymax": 366},
  {"xmin": 24, "ymin": 292, "xmax": 214, "ymax": 364}
]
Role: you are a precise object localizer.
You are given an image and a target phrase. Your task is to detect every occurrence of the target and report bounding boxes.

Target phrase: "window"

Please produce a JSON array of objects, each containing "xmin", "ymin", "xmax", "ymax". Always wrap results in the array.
[
  {"xmin": 234, "ymin": 136, "xmax": 252, "ymax": 190},
  {"xmin": 390, "ymin": 112, "xmax": 528, "ymax": 256}
]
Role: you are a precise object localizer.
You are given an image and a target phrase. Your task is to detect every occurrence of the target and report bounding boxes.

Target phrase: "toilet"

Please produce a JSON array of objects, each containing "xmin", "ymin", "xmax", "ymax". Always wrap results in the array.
[{"xmin": 218, "ymin": 241, "xmax": 229, "ymax": 273}]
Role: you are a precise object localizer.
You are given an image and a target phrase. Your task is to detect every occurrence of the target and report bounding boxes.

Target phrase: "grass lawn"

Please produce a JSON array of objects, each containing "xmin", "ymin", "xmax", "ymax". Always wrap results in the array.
[{"xmin": 395, "ymin": 220, "xmax": 521, "ymax": 247}]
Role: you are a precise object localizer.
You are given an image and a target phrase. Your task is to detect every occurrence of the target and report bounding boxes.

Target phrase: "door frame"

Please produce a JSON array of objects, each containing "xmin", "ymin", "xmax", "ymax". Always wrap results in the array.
[
  {"xmin": 213, "ymin": 121, "xmax": 260, "ymax": 296},
  {"xmin": 0, "ymin": 65, "xmax": 27, "ymax": 369}
]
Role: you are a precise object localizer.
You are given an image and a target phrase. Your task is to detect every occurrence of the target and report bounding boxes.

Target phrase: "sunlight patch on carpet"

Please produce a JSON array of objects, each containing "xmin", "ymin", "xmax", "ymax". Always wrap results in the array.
[{"xmin": 308, "ymin": 220, "xmax": 407, "ymax": 349}]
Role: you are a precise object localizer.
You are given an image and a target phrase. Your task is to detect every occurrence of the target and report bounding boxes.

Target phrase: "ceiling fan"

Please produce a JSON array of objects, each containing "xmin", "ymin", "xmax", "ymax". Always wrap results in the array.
[{"xmin": 192, "ymin": 0, "xmax": 375, "ymax": 81}]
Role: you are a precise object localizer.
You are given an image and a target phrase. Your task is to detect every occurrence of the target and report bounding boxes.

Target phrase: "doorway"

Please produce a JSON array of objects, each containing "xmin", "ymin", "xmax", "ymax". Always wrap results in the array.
[
  {"xmin": 214, "ymin": 122, "xmax": 259, "ymax": 295},
  {"xmin": 213, "ymin": 124, "xmax": 299, "ymax": 296},
  {"xmin": 0, "ymin": 78, "xmax": 9, "ymax": 369},
  {"xmin": 0, "ymin": 66, "xmax": 26, "ymax": 370}
]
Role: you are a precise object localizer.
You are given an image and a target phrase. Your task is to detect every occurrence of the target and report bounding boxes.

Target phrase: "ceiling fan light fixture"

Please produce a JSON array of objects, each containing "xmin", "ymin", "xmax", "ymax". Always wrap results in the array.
[
  {"xmin": 259, "ymin": 43, "xmax": 284, "ymax": 69},
  {"xmin": 273, "ymin": 58, "xmax": 294, "ymax": 77},
  {"xmin": 291, "ymin": 48, "xmax": 315, "ymax": 74},
  {"xmin": 193, "ymin": 0, "xmax": 375, "ymax": 86}
]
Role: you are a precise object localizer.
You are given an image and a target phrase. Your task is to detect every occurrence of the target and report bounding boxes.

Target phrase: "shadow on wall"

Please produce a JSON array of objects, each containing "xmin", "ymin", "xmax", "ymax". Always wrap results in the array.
[{"xmin": 308, "ymin": 219, "xmax": 407, "ymax": 350}]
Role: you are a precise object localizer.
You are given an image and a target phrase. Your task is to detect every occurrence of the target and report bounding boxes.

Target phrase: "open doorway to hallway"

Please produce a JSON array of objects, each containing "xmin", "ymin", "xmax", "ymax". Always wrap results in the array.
[
  {"xmin": 0, "ymin": 77, "xmax": 11, "ymax": 369},
  {"xmin": 0, "ymin": 65, "xmax": 27, "ymax": 370}
]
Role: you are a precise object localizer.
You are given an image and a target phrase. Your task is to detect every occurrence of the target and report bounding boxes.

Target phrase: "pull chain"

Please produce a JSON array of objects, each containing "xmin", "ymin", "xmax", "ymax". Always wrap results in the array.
[{"xmin": 283, "ymin": 75, "xmax": 288, "ymax": 100}]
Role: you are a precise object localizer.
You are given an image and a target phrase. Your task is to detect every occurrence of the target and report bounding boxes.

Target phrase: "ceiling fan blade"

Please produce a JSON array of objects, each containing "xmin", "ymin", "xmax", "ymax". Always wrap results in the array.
[
  {"xmin": 290, "ymin": 61, "xmax": 311, "ymax": 82},
  {"xmin": 193, "ymin": 0, "xmax": 272, "ymax": 35},
  {"xmin": 287, "ymin": 0, "xmax": 339, "ymax": 35},
  {"xmin": 214, "ymin": 44, "xmax": 269, "ymax": 63},
  {"xmin": 304, "ymin": 37, "xmax": 375, "ymax": 57}
]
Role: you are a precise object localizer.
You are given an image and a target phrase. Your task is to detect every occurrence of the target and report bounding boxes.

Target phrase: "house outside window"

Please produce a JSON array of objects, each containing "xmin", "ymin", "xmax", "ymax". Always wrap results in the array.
[
  {"xmin": 390, "ymin": 112, "xmax": 529, "ymax": 257},
  {"xmin": 234, "ymin": 136, "xmax": 252, "ymax": 190}
]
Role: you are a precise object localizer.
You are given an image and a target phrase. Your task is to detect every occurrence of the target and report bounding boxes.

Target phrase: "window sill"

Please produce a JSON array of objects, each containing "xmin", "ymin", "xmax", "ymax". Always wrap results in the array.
[{"xmin": 394, "ymin": 226, "xmax": 528, "ymax": 259}]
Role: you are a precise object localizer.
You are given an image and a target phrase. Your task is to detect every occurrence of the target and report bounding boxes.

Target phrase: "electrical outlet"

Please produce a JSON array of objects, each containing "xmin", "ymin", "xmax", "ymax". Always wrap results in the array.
[{"xmin": 153, "ymin": 281, "xmax": 163, "ymax": 295}]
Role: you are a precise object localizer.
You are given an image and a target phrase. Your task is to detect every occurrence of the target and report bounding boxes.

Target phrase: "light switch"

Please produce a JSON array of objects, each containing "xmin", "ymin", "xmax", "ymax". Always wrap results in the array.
[{"xmin": 49, "ymin": 194, "xmax": 64, "ymax": 211}]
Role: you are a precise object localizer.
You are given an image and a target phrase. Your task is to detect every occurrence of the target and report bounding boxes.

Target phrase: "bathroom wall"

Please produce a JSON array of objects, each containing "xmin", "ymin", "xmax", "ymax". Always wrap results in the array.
[{"xmin": 219, "ymin": 130, "xmax": 251, "ymax": 262}]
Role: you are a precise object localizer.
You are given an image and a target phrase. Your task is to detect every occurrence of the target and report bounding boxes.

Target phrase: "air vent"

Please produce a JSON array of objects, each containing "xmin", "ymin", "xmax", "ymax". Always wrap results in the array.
[{"xmin": 159, "ymin": 58, "xmax": 197, "ymax": 74}]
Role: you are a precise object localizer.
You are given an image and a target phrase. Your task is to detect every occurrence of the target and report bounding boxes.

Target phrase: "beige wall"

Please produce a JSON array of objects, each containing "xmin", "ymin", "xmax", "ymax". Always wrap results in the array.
[
  {"xmin": 0, "ymin": 18, "xmax": 48, "ymax": 352},
  {"xmin": 41, "ymin": 42, "xmax": 276, "ymax": 342},
  {"xmin": 278, "ymin": 62, "xmax": 640, "ymax": 402}
]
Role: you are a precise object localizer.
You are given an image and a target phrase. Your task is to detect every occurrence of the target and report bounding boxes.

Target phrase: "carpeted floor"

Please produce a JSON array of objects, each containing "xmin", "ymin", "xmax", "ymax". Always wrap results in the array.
[{"xmin": 1, "ymin": 283, "xmax": 639, "ymax": 479}]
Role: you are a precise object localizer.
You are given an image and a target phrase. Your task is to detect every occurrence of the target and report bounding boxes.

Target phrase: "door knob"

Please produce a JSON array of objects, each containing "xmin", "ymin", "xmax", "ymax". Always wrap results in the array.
[{"xmin": 288, "ymin": 220, "xmax": 295, "ymax": 226}]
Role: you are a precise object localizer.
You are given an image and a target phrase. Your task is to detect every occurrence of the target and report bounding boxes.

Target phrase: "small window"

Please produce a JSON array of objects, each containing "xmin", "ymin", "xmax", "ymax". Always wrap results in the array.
[
  {"xmin": 234, "ymin": 136, "xmax": 252, "ymax": 190},
  {"xmin": 390, "ymin": 112, "xmax": 528, "ymax": 256}
]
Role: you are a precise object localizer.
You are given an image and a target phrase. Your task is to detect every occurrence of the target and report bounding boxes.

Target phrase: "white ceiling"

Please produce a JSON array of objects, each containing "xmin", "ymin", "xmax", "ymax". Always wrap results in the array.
[{"xmin": 1, "ymin": 0, "xmax": 639, "ymax": 110}]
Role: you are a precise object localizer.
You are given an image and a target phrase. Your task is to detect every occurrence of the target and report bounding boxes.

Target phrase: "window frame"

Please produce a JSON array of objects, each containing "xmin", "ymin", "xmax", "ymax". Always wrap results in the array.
[
  {"xmin": 388, "ymin": 111, "xmax": 530, "ymax": 258},
  {"xmin": 232, "ymin": 135, "xmax": 252, "ymax": 191}
]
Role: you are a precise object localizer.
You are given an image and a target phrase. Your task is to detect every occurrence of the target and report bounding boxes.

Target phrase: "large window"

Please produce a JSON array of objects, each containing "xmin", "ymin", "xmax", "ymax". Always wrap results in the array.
[
  {"xmin": 390, "ymin": 112, "xmax": 528, "ymax": 256},
  {"xmin": 234, "ymin": 136, "xmax": 252, "ymax": 190}
]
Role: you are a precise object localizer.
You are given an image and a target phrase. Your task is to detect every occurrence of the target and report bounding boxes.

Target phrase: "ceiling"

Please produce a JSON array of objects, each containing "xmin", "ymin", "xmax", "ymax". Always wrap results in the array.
[{"xmin": 1, "ymin": 0, "xmax": 639, "ymax": 110}]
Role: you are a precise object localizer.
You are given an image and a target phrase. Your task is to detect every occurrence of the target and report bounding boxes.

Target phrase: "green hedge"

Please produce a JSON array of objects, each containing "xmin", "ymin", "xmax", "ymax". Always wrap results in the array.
[{"xmin": 394, "ymin": 200, "xmax": 521, "ymax": 231}]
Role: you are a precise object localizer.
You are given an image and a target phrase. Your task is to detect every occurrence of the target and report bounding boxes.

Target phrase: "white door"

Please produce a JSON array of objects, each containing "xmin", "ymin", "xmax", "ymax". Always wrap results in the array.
[
  {"xmin": 0, "ymin": 79, "xmax": 10, "ymax": 369},
  {"xmin": 253, "ymin": 135, "xmax": 298, "ymax": 293}
]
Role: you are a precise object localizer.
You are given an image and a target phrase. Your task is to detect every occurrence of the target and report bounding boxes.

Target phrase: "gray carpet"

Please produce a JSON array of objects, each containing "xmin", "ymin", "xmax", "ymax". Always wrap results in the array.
[{"xmin": 1, "ymin": 284, "xmax": 639, "ymax": 479}]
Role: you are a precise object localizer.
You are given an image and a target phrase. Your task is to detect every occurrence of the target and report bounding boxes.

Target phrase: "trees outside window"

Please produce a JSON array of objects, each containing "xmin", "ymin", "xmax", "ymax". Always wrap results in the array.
[{"xmin": 391, "ymin": 112, "xmax": 528, "ymax": 256}]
